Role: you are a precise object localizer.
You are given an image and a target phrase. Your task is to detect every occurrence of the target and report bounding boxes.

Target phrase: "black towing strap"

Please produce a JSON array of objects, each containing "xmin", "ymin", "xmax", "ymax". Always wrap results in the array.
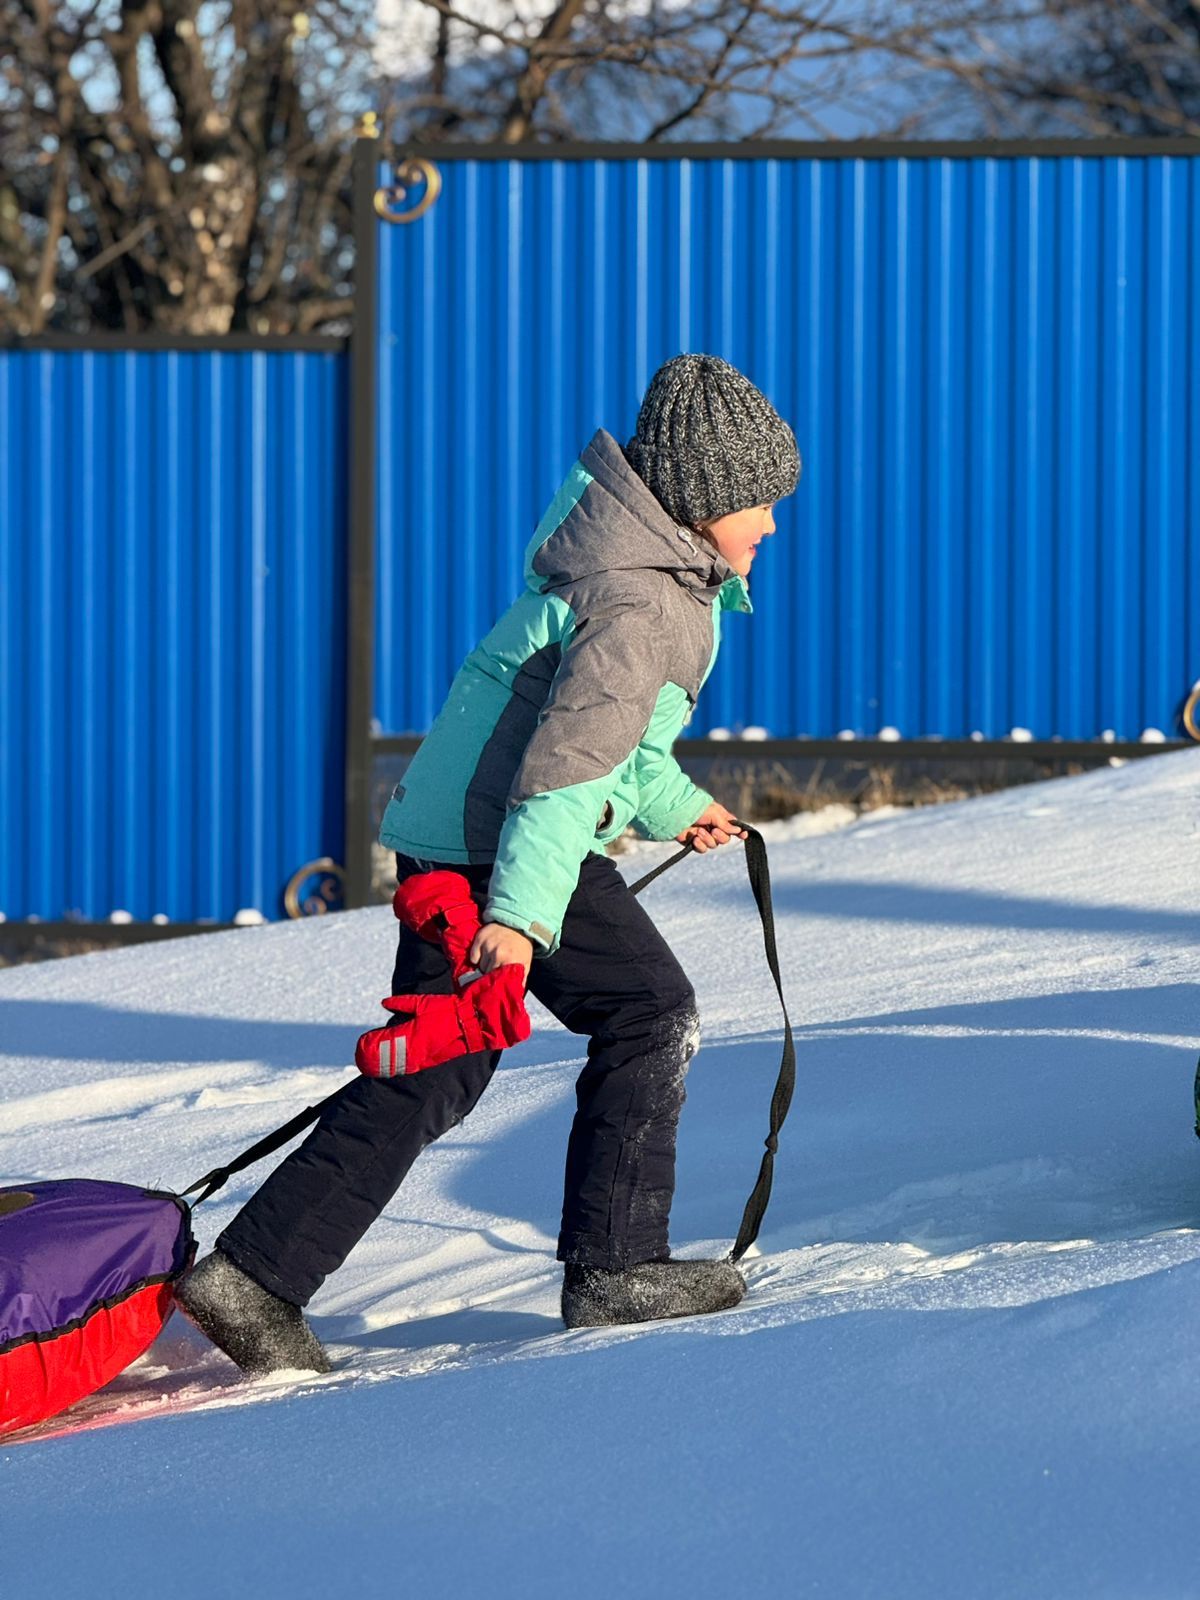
[
  {"xmin": 184, "ymin": 825, "xmax": 795, "ymax": 1263},
  {"xmin": 181, "ymin": 1096, "xmax": 347, "ymax": 1207},
  {"xmin": 626, "ymin": 825, "xmax": 794, "ymax": 1262}
]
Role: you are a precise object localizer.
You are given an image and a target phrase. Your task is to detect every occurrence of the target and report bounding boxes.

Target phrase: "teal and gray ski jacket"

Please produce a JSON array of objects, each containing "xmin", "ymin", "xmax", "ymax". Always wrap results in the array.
[{"xmin": 378, "ymin": 428, "xmax": 753, "ymax": 957}]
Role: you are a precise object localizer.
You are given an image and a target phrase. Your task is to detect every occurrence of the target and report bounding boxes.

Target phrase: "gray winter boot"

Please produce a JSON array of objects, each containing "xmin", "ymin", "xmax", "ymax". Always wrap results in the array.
[
  {"xmin": 175, "ymin": 1250, "xmax": 332, "ymax": 1376},
  {"xmin": 561, "ymin": 1258, "xmax": 746, "ymax": 1329}
]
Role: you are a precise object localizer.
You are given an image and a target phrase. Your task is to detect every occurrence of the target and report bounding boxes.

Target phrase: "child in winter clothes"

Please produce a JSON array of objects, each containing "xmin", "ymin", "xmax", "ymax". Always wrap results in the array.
[{"xmin": 178, "ymin": 353, "xmax": 801, "ymax": 1374}]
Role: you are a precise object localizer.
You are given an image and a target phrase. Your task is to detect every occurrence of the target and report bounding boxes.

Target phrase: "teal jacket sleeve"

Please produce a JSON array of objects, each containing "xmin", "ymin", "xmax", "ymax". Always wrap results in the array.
[
  {"xmin": 627, "ymin": 682, "xmax": 713, "ymax": 842},
  {"xmin": 485, "ymin": 590, "xmax": 672, "ymax": 956}
]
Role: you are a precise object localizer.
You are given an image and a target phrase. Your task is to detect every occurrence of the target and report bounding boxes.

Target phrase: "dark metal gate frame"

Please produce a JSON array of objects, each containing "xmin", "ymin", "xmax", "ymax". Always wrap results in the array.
[{"xmin": 342, "ymin": 134, "xmax": 1200, "ymax": 910}]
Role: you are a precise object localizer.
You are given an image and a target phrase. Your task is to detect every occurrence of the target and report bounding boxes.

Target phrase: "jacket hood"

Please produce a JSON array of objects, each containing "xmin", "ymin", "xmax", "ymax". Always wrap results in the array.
[{"xmin": 524, "ymin": 429, "xmax": 751, "ymax": 612}]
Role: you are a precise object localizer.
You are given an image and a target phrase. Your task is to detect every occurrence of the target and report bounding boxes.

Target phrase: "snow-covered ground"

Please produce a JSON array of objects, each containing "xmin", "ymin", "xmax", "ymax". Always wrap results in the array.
[{"xmin": 3, "ymin": 750, "xmax": 1199, "ymax": 1598}]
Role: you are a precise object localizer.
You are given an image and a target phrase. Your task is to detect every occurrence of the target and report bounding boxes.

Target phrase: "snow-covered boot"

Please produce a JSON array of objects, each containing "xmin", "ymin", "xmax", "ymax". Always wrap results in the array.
[
  {"xmin": 174, "ymin": 1250, "xmax": 331, "ymax": 1375},
  {"xmin": 561, "ymin": 1258, "xmax": 746, "ymax": 1329}
]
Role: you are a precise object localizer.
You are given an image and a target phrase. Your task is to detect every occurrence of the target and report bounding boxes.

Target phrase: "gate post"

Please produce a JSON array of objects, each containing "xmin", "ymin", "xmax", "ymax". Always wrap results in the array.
[{"xmin": 343, "ymin": 130, "xmax": 380, "ymax": 910}]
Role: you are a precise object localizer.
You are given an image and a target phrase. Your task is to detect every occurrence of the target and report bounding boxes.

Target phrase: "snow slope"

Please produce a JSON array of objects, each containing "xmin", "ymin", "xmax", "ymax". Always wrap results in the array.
[{"xmin": 3, "ymin": 750, "xmax": 1199, "ymax": 1599}]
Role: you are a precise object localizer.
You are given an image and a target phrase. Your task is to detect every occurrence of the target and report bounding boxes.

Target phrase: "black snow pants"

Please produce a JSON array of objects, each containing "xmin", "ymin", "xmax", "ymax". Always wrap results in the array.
[{"xmin": 217, "ymin": 850, "xmax": 701, "ymax": 1306}]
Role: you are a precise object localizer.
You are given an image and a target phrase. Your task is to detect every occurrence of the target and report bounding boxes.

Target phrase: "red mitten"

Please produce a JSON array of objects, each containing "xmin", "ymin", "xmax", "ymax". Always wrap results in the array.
[
  {"xmin": 356, "ymin": 992, "xmax": 464, "ymax": 1077},
  {"xmin": 356, "ymin": 966, "xmax": 531, "ymax": 1078},
  {"xmin": 392, "ymin": 871, "xmax": 482, "ymax": 983}
]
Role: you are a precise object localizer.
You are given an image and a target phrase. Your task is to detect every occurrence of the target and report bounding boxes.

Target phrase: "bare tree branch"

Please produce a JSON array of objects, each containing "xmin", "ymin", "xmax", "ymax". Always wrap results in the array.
[
  {"xmin": 29, "ymin": 141, "xmax": 69, "ymax": 331},
  {"xmin": 18, "ymin": 0, "xmax": 1167, "ymax": 334},
  {"xmin": 500, "ymin": 0, "xmax": 589, "ymax": 141},
  {"xmin": 644, "ymin": 3, "xmax": 756, "ymax": 140},
  {"xmin": 881, "ymin": 0, "xmax": 1200, "ymax": 140}
]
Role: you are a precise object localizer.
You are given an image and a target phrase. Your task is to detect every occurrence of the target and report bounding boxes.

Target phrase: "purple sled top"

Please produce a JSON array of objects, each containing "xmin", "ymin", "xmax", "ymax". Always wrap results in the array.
[{"xmin": 0, "ymin": 1179, "xmax": 190, "ymax": 1347}]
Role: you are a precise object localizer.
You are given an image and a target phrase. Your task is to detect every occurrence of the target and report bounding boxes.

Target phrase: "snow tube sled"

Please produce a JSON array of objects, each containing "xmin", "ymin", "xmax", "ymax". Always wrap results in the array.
[{"xmin": 0, "ymin": 1180, "xmax": 194, "ymax": 1436}]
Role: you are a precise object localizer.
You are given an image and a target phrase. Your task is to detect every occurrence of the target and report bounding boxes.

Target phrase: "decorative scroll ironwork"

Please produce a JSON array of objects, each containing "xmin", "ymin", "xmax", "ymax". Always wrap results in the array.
[
  {"xmin": 1184, "ymin": 681, "xmax": 1200, "ymax": 742},
  {"xmin": 284, "ymin": 857, "xmax": 346, "ymax": 918},
  {"xmin": 374, "ymin": 158, "xmax": 442, "ymax": 225}
]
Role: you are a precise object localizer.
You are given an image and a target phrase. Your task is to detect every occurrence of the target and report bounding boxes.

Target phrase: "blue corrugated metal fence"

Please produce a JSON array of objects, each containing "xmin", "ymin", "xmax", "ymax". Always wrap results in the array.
[
  {"xmin": 0, "ymin": 347, "xmax": 347, "ymax": 923},
  {"xmin": 4, "ymin": 146, "xmax": 1198, "ymax": 924},
  {"xmin": 373, "ymin": 150, "xmax": 1199, "ymax": 745}
]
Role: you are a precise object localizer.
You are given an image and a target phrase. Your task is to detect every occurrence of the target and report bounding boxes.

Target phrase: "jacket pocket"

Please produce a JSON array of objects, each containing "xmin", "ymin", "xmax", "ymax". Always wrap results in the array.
[{"xmin": 594, "ymin": 793, "xmax": 637, "ymax": 844}]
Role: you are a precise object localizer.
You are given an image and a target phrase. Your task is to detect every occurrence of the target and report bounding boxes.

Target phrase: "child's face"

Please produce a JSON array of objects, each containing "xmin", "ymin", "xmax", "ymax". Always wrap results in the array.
[{"xmin": 695, "ymin": 504, "xmax": 776, "ymax": 579}]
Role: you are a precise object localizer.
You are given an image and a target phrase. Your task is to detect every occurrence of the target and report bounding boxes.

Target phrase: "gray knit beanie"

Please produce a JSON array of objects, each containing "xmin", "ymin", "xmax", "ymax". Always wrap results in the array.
[{"xmin": 625, "ymin": 353, "xmax": 801, "ymax": 527}]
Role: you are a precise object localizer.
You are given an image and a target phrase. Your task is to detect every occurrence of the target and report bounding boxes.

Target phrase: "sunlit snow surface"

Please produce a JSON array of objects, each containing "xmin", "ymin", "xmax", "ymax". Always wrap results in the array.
[{"xmin": 3, "ymin": 751, "xmax": 1199, "ymax": 1598}]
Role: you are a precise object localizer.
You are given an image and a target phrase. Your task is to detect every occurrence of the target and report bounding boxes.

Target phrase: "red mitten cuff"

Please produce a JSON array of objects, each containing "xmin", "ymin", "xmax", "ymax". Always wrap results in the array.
[
  {"xmin": 465, "ymin": 966, "xmax": 532, "ymax": 1050},
  {"xmin": 393, "ymin": 871, "xmax": 482, "ymax": 981}
]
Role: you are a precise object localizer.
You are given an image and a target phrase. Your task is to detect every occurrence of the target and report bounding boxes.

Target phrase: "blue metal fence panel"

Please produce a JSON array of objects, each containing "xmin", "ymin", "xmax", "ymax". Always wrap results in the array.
[
  {"xmin": 0, "ymin": 347, "xmax": 348, "ymax": 923},
  {"xmin": 374, "ymin": 152, "xmax": 1199, "ymax": 741}
]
